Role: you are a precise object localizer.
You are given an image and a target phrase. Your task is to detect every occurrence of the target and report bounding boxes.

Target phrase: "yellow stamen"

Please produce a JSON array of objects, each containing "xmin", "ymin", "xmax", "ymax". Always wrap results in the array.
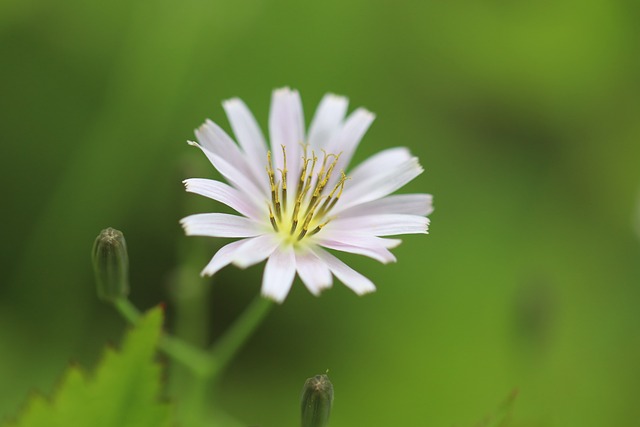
[
  {"xmin": 279, "ymin": 145, "xmax": 288, "ymax": 213},
  {"xmin": 266, "ymin": 151, "xmax": 281, "ymax": 220},
  {"xmin": 308, "ymin": 219, "xmax": 331, "ymax": 237},
  {"xmin": 264, "ymin": 147, "xmax": 347, "ymax": 243},
  {"xmin": 297, "ymin": 199, "xmax": 323, "ymax": 241},
  {"xmin": 267, "ymin": 204, "xmax": 278, "ymax": 231},
  {"xmin": 316, "ymin": 172, "xmax": 347, "ymax": 218},
  {"xmin": 305, "ymin": 153, "xmax": 341, "ymax": 218}
]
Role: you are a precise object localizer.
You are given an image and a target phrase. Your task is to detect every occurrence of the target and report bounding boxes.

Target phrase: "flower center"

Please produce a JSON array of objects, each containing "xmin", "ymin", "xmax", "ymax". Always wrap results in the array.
[{"xmin": 266, "ymin": 145, "xmax": 347, "ymax": 243}]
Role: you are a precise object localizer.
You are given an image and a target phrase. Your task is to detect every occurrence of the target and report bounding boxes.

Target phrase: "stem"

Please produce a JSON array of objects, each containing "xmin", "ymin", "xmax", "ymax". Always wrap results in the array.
[
  {"xmin": 161, "ymin": 336, "xmax": 213, "ymax": 377},
  {"xmin": 112, "ymin": 292, "xmax": 274, "ymax": 422},
  {"xmin": 114, "ymin": 298, "xmax": 140, "ymax": 324},
  {"xmin": 113, "ymin": 297, "xmax": 213, "ymax": 377},
  {"xmin": 207, "ymin": 295, "xmax": 274, "ymax": 379}
]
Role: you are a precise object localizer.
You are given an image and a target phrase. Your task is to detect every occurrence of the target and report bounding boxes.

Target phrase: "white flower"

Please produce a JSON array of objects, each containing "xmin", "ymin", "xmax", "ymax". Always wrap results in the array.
[{"xmin": 181, "ymin": 88, "xmax": 432, "ymax": 303}]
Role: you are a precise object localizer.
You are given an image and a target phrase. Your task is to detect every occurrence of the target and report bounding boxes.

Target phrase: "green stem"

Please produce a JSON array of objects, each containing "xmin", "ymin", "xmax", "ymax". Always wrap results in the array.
[
  {"xmin": 207, "ymin": 295, "xmax": 274, "ymax": 379},
  {"xmin": 114, "ymin": 298, "xmax": 141, "ymax": 324},
  {"xmin": 114, "ymin": 297, "xmax": 213, "ymax": 377},
  {"xmin": 161, "ymin": 336, "xmax": 213, "ymax": 377},
  {"xmin": 113, "ymin": 295, "xmax": 274, "ymax": 379}
]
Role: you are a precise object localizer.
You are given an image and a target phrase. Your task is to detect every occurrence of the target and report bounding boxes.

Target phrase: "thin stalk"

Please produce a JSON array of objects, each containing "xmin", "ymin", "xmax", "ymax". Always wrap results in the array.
[
  {"xmin": 207, "ymin": 295, "xmax": 274, "ymax": 379},
  {"xmin": 113, "ymin": 297, "xmax": 212, "ymax": 377}
]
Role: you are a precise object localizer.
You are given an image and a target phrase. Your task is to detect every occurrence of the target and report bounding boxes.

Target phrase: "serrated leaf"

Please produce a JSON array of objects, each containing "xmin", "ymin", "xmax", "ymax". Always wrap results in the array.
[{"xmin": 4, "ymin": 307, "xmax": 172, "ymax": 427}]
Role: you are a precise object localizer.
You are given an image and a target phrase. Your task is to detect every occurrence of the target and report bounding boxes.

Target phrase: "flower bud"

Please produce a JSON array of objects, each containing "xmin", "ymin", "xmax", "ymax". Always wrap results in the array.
[
  {"xmin": 300, "ymin": 374, "xmax": 333, "ymax": 427},
  {"xmin": 92, "ymin": 228, "xmax": 129, "ymax": 302}
]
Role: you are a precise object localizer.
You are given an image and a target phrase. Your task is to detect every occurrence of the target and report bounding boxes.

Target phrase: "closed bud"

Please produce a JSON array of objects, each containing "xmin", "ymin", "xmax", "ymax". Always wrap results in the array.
[
  {"xmin": 301, "ymin": 374, "xmax": 333, "ymax": 427},
  {"xmin": 92, "ymin": 228, "xmax": 129, "ymax": 302}
]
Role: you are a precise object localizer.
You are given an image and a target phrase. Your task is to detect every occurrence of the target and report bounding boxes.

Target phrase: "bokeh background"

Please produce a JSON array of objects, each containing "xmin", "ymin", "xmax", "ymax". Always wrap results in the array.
[{"xmin": 1, "ymin": 0, "xmax": 639, "ymax": 426}]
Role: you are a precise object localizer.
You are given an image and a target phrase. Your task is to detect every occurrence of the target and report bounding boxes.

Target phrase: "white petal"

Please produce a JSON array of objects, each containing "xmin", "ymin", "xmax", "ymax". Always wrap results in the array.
[
  {"xmin": 337, "ymin": 194, "xmax": 433, "ymax": 218},
  {"xmin": 261, "ymin": 246, "xmax": 296, "ymax": 303},
  {"xmin": 307, "ymin": 94, "xmax": 349, "ymax": 149},
  {"xmin": 325, "ymin": 108, "xmax": 375, "ymax": 179},
  {"xmin": 316, "ymin": 239, "xmax": 396, "ymax": 264},
  {"xmin": 180, "ymin": 213, "xmax": 262, "ymax": 238},
  {"xmin": 183, "ymin": 178, "xmax": 262, "ymax": 219},
  {"xmin": 375, "ymin": 237, "xmax": 402, "ymax": 248},
  {"xmin": 269, "ymin": 88, "xmax": 304, "ymax": 176},
  {"xmin": 189, "ymin": 141, "xmax": 266, "ymax": 202},
  {"xmin": 349, "ymin": 147, "xmax": 412, "ymax": 179},
  {"xmin": 201, "ymin": 239, "xmax": 250, "ymax": 276},
  {"xmin": 223, "ymin": 98, "xmax": 269, "ymax": 192},
  {"xmin": 338, "ymin": 149, "xmax": 423, "ymax": 210},
  {"xmin": 195, "ymin": 120, "xmax": 247, "ymax": 172},
  {"xmin": 295, "ymin": 249, "xmax": 333, "ymax": 296},
  {"xmin": 195, "ymin": 119, "xmax": 241, "ymax": 156},
  {"xmin": 327, "ymin": 214, "xmax": 429, "ymax": 236},
  {"xmin": 195, "ymin": 120, "xmax": 265, "ymax": 191},
  {"xmin": 231, "ymin": 234, "xmax": 280, "ymax": 269},
  {"xmin": 320, "ymin": 232, "xmax": 401, "ymax": 249},
  {"xmin": 315, "ymin": 233, "xmax": 401, "ymax": 263},
  {"xmin": 311, "ymin": 248, "xmax": 376, "ymax": 295}
]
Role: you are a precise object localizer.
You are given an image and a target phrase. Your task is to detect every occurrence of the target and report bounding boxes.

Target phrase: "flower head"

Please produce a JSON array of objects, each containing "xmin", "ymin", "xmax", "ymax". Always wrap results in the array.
[{"xmin": 181, "ymin": 88, "xmax": 432, "ymax": 303}]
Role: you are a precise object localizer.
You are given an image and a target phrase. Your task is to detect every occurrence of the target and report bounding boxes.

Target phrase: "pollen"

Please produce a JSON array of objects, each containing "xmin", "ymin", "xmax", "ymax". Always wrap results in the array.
[{"xmin": 265, "ymin": 145, "xmax": 346, "ymax": 243}]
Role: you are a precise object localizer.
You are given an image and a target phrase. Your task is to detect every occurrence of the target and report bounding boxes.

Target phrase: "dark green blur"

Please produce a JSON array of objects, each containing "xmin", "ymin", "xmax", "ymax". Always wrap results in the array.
[{"xmin": 1, "ymin": 1, "xmax": 639, "ymax": 426}]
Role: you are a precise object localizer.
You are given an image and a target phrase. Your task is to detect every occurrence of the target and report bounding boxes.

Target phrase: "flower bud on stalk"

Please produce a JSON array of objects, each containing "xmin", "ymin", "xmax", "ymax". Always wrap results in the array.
[
  {"xmin": 301, "ymin": 374, "xmax": 334, "ymax": 427},
  {"xmin": 92, "ymin": 228, "xmax": 129, "ymax": 302}
]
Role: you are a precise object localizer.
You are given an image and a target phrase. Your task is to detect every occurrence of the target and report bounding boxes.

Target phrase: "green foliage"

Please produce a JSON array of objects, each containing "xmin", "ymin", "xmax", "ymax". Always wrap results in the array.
[
  {"xmin": 2, "ymin": 0, "xmax": 640, "ymax": 425},
  {"xmin": 473, "ymin": 390, "xmax": 518, "ymax": 427},
  {"xmin": 3, "ymin": 308, "xmax": 172, "ymax": 427}
]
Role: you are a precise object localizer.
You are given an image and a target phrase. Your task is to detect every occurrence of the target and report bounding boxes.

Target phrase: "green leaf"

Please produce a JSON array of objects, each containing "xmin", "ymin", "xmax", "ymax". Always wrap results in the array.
[{"xmin": 4, "ymin": 307, "xmax": 172, "ymax": 427}]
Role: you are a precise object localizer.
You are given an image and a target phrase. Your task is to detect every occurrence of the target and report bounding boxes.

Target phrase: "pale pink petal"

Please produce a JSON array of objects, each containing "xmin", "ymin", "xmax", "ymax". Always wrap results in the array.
[
  {"xmin": 231, "ymin": 234, "xmax": 280, "ymax": 269},
  {"xmin": 326, "ymin": 214, "xmax": 429, "ymax": 236},
  {"xmin": 295, "ymin": 250, "xmax": 333, "ymax": 295},
  {"xmin": 315, "ymin": 234, "xmax": 401, "ymax": 264},
  {"xmin": 311, "ymin": 248, "xmax": 376, "ymax": 295},
  {"xmin": 195, "ymin": 119, "xmax": 264, "ymax": 189},
  {"xmin": 180, "ymin": 213, "xmax": 263, "ymax": 238},
  {"xmin": 336, "ymin": 194, "xmax": 433, "ymax": 217},
  {"xmin": 269, "ymin": 88, "xmax": 304, "ymax": 178},
  {"xmin": 188, "ymin": 141, "xmax": 265, "ymax": 202},
  {"xmin": 338, "ymin": 150, "xmax": 423, "ymax": 210},
  {"xmin": 316, "ymin": 239, "xmax": 396, "ymax": 264},
  {"xmin": 346, "ymin": 147, "xmax": 412, "ymax": 183},
  {"xmin": 307, "ymin": 94, "xmax": 349, "ymax": 150},
  {"xmin": 261, "ymin": 246, "xmax": 296, "ymax": 303},
  {"xmin": 201, "ymin": 239, "xmax": 252, "ymax": 276},
  {"xmin": 183, "ymin": 178, "xmax": 263, "ymax": 219},
  {"xmin": 325, "ymin": 108, "xmax": 375, "ymax": 181},
  {"xmin": 195, "ymin": 119, "xmax": 242, "ymax": 157},
  {"xmin": 223, "ymin": 98, "xmax": 269, "ymax": 193},
  {"xmin": 319, "ymin": 232, "xmax": 402, "ymax": 249}
]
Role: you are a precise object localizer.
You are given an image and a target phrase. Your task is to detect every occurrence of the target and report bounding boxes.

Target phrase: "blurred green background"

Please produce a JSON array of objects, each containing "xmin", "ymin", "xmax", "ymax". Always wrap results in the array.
[{"xmin": 1, "ymin": 0, "xmax": 639, "ymax": 426}]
